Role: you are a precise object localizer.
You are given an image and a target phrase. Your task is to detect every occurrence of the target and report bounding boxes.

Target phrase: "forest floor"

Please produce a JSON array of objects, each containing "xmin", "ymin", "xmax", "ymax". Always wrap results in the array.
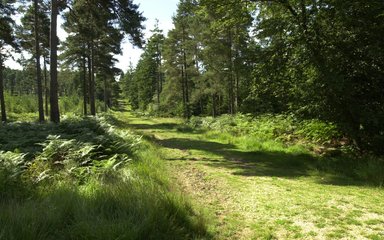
[{"xmin": 114, "ymin": 110, "xmax": 384, "ymax": 240}]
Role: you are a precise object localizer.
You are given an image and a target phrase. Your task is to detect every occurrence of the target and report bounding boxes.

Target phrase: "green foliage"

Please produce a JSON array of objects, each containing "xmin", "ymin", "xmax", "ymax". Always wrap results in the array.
[
  {"xmin": 184, "ymin": 113, "xmax": 384, "ymax": 185},
  {"xmin": 296, "ymin": 120, "xmax": 342, "ymax": 144},
  {"xmin": 5, "ymin": 92, "xmax": 37, "ymax": 113},
  {"xmin": 0, "ymin": 113, "xmax": 208, "ymax": 239},
  {"xmin": 187, "ymin": 113, "xmax": 342, "ymax": 145},
  {"xmin": 0, "ymin": 151, "xmax": 29, "ymax": 199}
]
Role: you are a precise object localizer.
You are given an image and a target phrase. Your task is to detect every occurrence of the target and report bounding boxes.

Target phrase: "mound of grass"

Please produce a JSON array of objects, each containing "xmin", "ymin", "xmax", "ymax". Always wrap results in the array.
[
  {"xmin": 0, "ymin": 114, "xmax": 209, "ymax": 239},
  {"xmin": 184, "ymin": 114, "xmax": 384, "ymax": 186}
]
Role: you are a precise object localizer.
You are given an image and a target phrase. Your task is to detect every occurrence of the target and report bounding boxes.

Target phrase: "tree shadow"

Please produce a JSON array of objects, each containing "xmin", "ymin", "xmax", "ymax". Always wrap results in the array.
[
  {"xmin": 127, "ymin": 123, "xmax": 180, "ymax": 131},
  {"xmin": 0, "ymin": 117, "xmax": 131, "ymax": 158},
  {"xmin": 113, "ymin": 117, "xmax": 206, "ymax": 134},
  {"xmin": 152, "ymin": 136, "xmax": 377, "ymax": 187},
  {"xmin": 0, "ymin": 182, "xmax": 211, "ymax": 240},
  {"xmin": 0, "ymin": 122, "xmax": 55, "ymax": 155},
  {"xmin": 157, "ymin": 137, "xmax": 314, "ymax": 178}
]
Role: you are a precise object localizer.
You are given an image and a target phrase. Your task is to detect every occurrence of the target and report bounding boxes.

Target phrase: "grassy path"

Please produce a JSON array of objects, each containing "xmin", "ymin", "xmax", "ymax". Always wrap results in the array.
[{"xmin": 115, "ymin": 111, "xmax": 384, "ymax": 240}]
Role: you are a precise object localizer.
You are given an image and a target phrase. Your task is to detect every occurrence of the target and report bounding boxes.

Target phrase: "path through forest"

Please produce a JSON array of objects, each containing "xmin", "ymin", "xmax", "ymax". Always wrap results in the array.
[{"xmin": 115, "ymin": 111, "xmax": 384, "ymax": 240}]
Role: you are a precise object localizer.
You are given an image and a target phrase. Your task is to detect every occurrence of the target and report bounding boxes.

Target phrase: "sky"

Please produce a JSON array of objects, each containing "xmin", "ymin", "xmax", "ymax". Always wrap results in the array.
[
  {"xmin": 115, "ymin": 0, "xmax": 179, "ymax": 71},
  {"xmin": 5, "ymin": 0, "xmax": 179, "ymax": 72}
]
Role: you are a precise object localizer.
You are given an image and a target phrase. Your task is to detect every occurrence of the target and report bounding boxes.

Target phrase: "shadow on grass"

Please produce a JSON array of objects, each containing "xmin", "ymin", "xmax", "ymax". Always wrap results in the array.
[
  {"xmin": 0, "ymin": 122, "xmax": 56, "ymax": 155},
  {"xmin": 128, "ymin": 123, "xmax": 180, "ymax": 131},
  {"xmin": 0, "ymin": 117, "xmax": 212, "ymax": 239},
  {"xmin": 125, "ymin": 120, "xmax": 376, "ymax": 186},
  {"xmin": 0, "ymin": 181, "xmax": 211, "ymax": 240},
  {"xmin": 157, "ymin": 137, "xmax": 314, "ymax": 179},
  {"xmin": 0, "ymin": 116, "xmax": 131, "ymax": 158}
]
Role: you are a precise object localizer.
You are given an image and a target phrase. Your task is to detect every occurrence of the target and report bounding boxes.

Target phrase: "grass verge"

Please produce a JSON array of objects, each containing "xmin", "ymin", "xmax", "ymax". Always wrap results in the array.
[{"xmin": 0, "ymin": 113, "xmax": 209, "ymax": 240}]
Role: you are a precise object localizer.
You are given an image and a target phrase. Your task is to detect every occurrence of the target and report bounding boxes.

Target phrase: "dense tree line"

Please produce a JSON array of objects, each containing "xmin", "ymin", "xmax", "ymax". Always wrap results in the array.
[
  {"xmin": 0, "ymin": 0, "xmax": 145, "ymax": 122},
  {"xmin": 122, "ymin": 0, "xmax": 384, "ymax": 154}
]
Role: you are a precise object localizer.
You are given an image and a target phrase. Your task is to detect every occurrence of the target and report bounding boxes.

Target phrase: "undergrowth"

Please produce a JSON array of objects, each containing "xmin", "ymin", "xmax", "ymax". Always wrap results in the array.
[
  {"xmin": 0, "ymin": 113, "xmax": 208, "ymax": 239},
  {"xmin": 183, "ymin": 114, "xmax": 384, "ymax": 186},
  {"xmin": 4, "ymin": 93, "xmax": 104, "ymax": 118}
]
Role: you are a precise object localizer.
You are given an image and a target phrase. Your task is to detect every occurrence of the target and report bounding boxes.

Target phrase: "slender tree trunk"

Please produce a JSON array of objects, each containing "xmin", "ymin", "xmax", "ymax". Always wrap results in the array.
[
  {"xmin": 156, "ymin": 44, "xmax": 161, "ymax": 107},
  {"xmin": 35, "ymin": 0, "xmax": 44, "ymax": 122},
  {"xmin": 82, "ymin": 55, "xmax": 87, "ymax": 115},
  {"xmin": 235, "ymin": 69, "xmax": 239, "ymax": 113},
  {"xmin": 10, "ymin": 77, "xmax": 14, "ymax": 95},
  {"xmin": 0, "ymin": 56, "xmax": 6, "ymax": 122},
  {"xmin": 212, "ymin": 94, "xmax": 216, "ymax": 118},
  {"xmin": 183, "ymin": 49, "xmax": 190, "ymax": 119},
  {"xmin": 156, "ymin": 68, "xmax": 160, "ymax": 106},
  {"xmin": 228, "ymin": 30, "xmax": 234, "ymax": 115},
  {"xmin": 50, "ymin": 0, "xmax": 60, "ymax": 123},
  {"xmin": 43, "ymin": 56, "xmax": 49, "ymax": 116},
  {"xmin": 89, "ymin": 43, "xmax": 96, "ymax": 116},
  {"xmin": 181, "ymin": 66, "xmax": 186, "ymax": 115},
  {"xmin": 104, "ymin": 77, "xmax": 107, "ymax": 111},
  {"xmin": 181, "ymin": 25, "xmax": 190, "ymax": 119},
  {"xmin": 233, "ymin": 29, "xmax": 239, "ymax": 113}
]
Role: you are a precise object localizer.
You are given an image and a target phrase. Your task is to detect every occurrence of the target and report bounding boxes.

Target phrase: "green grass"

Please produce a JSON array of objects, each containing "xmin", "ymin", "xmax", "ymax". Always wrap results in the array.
[
  {"xmin": 0, "ymin": 113, "xmax": 209, "ymax": 240},
  {"xmin": 3, "ymin": 93, "xmax": 105, "ymax": 121},
  {"xmin": 116, "ymin": 111, "xmax": 384, "ymax": 240}
]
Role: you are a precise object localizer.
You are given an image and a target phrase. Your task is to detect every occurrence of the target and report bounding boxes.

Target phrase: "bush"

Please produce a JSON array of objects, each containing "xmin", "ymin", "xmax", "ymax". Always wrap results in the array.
[
  {"xmin": 0, "ymin": 151, "xmax": 29, "ymax": 199},
  {"xmin": 0, "ymin": 113, "xmax": 209, "ymax": 239}
]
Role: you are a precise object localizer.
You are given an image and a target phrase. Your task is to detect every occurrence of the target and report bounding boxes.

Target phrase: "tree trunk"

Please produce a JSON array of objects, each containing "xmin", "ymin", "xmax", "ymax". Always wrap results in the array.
[
  {"xmin": 156, "ymin": 43, "xmax": 161, "ymax": 107},
  {"xmin": 82, "ymin": 55, "xmax": 87, "ymax": 115},
  {"xmin": 35, "ymin": 0, "xmax": 44, "ymax": 122},
  {"xmin": 0, "ymin": 56, "xmax": 6, "ymax": 122},
  {"xmin": 43, "ymin": 56, "xmax": 49, "ymax": 116},
  {"xmin": 50, "ymin": 0, "xmax": 60, "ymax": 123},
  {"xmin": 212, "ymin": 94, "xmax": 216, "ymax": 118},
  {"xmin": 181, "ymin": 66, "xmax": 186, "ymax": 115},
  {"xmin": 228, "ymin": 30, "xmax": 235, "ymax": 115},
  {"xmin": 181, "ymin": 25, "xmax": 190, "ymax": 119},
  {"xmin": 89, "ymin": 43, "xmax": 96, "ymax": 116},
  {"xmin": 104, "ymin": 77, "xmax": 107, "ymax": 111},
  {"xmin": 156, "ymin": 68, "xmax": 160, "ymax": 106},
  {"xmin": 183, "ymin": 49, "xmax": 190, "ymax": 119}
]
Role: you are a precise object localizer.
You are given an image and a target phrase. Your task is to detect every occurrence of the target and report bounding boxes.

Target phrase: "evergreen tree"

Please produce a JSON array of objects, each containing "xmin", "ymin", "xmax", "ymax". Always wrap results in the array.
[
  {"xmin": 0, "ymin": 0, "xmax": 18, "ymax": 122},
  {"xmin": 62, "ymin": 0, "xmax": 145, "ymax": 115},
  {"xmin": 19, "ymin": 0, "xmax": 50, "ymax": 122}
]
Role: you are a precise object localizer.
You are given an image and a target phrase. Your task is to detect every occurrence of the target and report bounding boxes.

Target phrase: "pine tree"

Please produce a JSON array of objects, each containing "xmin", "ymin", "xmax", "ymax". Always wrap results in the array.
[
  {"xmin": 19, "ymin": 0, "xmax": 50, "ymax": 122},
  {"xmin": 0, "ymin": 0, "xmax": 18, "ymax": 122},
  {"xmin": 62, "ymin": 0, "xmax": 145, "ymax": 115}
]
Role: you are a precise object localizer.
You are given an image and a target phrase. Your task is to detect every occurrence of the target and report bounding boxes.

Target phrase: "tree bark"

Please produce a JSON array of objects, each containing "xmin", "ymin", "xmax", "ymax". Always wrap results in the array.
[
  {"xmin": 0, "ymin": 55, "xmax": 6, "ymax": 122},
  {"xmin": 50, "ymin": 0, "xmax": 60, "ymax": 123},
  {"xmin": 43, "ymin": 56, "xmax": 49, "ymax": 116},
  {"xmin": 212, "ymin": 94, "xmax": 216, "ymax": 118},
  {"xmin": 183, "ymin": 49, "xmax": 190, "ymax": 119},
  {"xmin": 35, "ymin": 0, "xmax": 44, "ymax": 122},
  {"xmin": 82, "ymin": 55, "xmax": 87, "ymax": 115},
  {"xmin": 89, "ymin": 42, "xmax": 96, "ymax": 116},
  {"xmin": 104, "ymin": 76, "xmax": 107, "ymax": 111},
  {"xmin": 228, "ymin": 30, "xmax": 235, "ymax": 115}
]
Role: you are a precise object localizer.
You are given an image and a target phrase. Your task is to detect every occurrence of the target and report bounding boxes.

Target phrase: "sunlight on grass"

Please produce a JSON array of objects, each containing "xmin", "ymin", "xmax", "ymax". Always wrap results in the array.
[
  {"xmin": 0, "ymin": 113, "xmax": 209, "ymax": 240},
  {"xmin": 124, "ymin": 113, "xmax": 384, "ymax": 240}
]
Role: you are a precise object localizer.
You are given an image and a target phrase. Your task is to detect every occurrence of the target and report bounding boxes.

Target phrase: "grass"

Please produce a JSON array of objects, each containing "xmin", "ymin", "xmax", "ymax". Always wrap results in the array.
[
  {"xmin": 115, "ymin": 111, "xmax": 384, "ymax": 239},
  {"xmin": 0, "ymin": 113, "xmax": 209, "ymax": 240},
  {"xmin": 3, "ymin": 93, "xmax": 105, "ymax": 121}
]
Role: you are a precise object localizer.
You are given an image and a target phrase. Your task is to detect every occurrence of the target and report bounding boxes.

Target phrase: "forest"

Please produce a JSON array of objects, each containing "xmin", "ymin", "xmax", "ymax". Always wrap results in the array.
[{"xmin": 1, "ymin": 0, "xmax": 384, "ymax": 239}]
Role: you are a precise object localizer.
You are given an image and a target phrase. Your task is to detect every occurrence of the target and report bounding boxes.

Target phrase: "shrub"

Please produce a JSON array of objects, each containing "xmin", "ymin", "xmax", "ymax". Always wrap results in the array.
[{"xmin": 0, "ymin": 151, "xmax": 29, "ymax": 199}]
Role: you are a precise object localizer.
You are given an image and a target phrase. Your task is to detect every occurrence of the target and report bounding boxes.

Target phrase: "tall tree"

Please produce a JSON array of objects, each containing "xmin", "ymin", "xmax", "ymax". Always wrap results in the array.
[
  {"xmin": 162, "ymin": 0, "xmax": 202, "ymax": 118},
  {"xmin": 34, "ymin": 0, "xmax": 44, "ymax": 121},
  {"xmin": 0, "ymin": 0, "xmax": 18, "ymax": 122},
  {"xmin": 50, "ymin": 0, "xmax": 60, "ymax": 123},
  {"xmin": 18, "ymin": 0, "xmax": 50, "ymax": 120},
  {"xmin": 63, "ymin": 0, "xmax": 145, "ymax": 116},
  {"xmin": 149, "ymin": 20, "xmax": 165, "ymax": 107}
]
